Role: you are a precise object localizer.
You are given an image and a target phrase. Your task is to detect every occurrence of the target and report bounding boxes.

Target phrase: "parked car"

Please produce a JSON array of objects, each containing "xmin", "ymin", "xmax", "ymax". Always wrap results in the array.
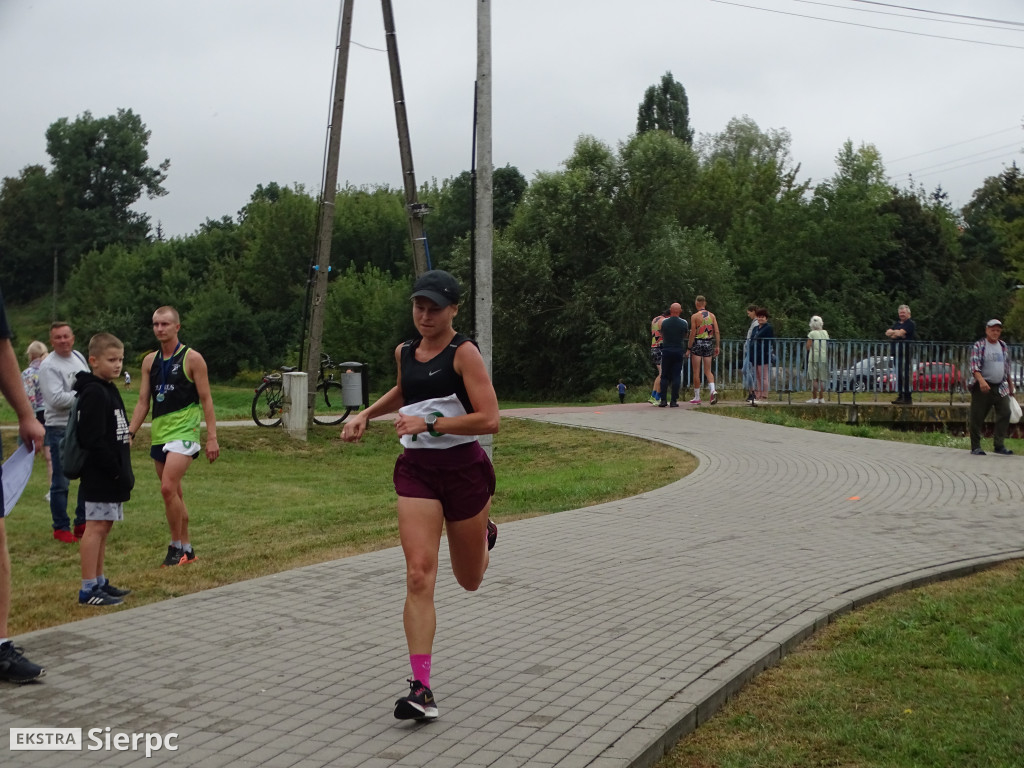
[
  {"xmin": 830, "ymin": 356, "xmax": 894, "ymax": 392},
  {"xmin": 879, "ymin": 362, "xmax": 965, "ymax": 393}
]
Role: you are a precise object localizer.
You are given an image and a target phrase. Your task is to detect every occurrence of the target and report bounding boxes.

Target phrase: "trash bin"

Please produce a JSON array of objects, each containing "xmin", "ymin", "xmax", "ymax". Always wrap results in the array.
[{"xmin": 340, "ymin": 362, "xmax": 369, "ymax": 409}]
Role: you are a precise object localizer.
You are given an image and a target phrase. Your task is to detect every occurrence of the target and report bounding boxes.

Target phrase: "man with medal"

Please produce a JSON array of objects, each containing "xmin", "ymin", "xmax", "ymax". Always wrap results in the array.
[{"xmin": 129, "ymin": 306, "xmax": 219, "ymax": 567}]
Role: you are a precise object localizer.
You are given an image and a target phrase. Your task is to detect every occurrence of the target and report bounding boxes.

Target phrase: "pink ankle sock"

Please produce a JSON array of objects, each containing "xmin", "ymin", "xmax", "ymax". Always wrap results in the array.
[{"xmin": 410, "ymin": 654, "xmax": 431, "ymax": 687}]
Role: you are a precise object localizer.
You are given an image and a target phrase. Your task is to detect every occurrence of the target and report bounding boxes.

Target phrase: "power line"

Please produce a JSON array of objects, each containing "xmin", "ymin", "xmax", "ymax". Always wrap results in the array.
[
  {"xmin": 351, "ymin": 40, "xmax": 387, "ymax": 53},
  {"xmin": 793, "ymin": 0, "xmax": 1024, "ymax": 33},
  {"xmin": 849, "ymin": 0, "xmax": 1024, "ymax": 28},
  {"xmin": 709, "ymin": 0, "xmax": 1024, "ymax": 49},
  {"xmin": 891, "ymin": 151, "xmax": 1021, "ymax": 182},
  {"xmin": 893, "ymin": 142, "xmax": 1022, "ymax": 175},
  {"xmin": 888, "ymin": 127, "xmax": 1023, "ymax": 164}
]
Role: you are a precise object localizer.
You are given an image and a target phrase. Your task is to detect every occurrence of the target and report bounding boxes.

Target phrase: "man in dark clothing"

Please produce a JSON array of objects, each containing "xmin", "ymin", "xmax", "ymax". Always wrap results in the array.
[
  {"xmin": 658, "ymin": 303, "xmax": 689, "ymax": 408},
  {"xmin": 885, "ymin": 304, "xmax": 916, "ymax": 405}
]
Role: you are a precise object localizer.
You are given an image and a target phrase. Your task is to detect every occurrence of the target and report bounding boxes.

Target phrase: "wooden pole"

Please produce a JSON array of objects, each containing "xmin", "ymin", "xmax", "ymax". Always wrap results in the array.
[
  {"xmin": 307, "ymin": 0, "xmax": 354, "ymax": 426},
  {"xmin": 381, "ymin": 0, "xmax": 429, "ymax": 276},
  {"xmin": 475, "ymin": 0, "xmax": 494, "ymax": 457}
]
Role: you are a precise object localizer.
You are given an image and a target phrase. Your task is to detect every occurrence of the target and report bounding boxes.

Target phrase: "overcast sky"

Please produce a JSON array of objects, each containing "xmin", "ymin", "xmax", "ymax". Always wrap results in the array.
[{"xmin": 2, "ymin": 0, "xmax": 1021, "ymax": 238}]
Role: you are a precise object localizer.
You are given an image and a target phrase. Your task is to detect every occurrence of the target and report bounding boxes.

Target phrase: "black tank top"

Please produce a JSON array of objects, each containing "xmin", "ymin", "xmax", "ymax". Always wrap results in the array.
[
  {"xmin": 149, "ymin": 344, "xmax": 199, "ymax": 418},
  {"xmin": 401, "ymin": 333, "xmax": 476, "ymax": 413}
]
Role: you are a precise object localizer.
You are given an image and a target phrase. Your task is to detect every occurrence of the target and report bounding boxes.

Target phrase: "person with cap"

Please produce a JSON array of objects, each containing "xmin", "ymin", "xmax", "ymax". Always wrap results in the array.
[
  {"xmin": 341, "ymin": 269, "xmax": 500, "ymax": 722},
  {"xmin": 967, "ymin": 319, "xmax": 1016, "ymax": 456}
]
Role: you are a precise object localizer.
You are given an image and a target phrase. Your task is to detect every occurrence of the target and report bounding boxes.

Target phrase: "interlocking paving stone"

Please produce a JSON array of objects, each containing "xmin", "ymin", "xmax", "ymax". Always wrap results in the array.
[{"xmin": 3, "ymin": 404, "xmax": 1022, "ymax": 767}]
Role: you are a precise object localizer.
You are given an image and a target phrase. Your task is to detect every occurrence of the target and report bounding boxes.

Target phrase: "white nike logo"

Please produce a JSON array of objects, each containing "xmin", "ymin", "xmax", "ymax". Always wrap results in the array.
[{"xmin": 429, "ymin": 370, "xmax": 441, "ymax": 376}]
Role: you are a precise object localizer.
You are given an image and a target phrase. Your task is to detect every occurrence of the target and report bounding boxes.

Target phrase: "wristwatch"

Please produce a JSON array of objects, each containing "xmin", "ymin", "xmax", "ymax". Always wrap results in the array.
[{"xmin": 425, "ymin": 413, "xmax": 442, "ymax": 437}]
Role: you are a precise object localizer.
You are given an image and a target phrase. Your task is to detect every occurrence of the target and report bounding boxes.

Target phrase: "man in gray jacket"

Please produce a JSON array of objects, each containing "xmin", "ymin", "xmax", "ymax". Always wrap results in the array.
[{"xmin": 38, "ymin": 322, "xmax": 89, "ymax": 542}]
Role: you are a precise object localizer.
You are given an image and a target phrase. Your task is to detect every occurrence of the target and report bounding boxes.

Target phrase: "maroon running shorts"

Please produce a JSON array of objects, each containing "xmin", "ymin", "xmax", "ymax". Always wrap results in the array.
[{"xmin": 393, "ymin": 441, "xmax": 496, "ymax": 521}]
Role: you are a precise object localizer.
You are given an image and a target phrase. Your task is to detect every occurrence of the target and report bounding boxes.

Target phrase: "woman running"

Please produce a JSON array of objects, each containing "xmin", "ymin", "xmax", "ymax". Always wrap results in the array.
[{"xmin": 341, "ymin": 270, "xmax": 499, "ymax": 721}]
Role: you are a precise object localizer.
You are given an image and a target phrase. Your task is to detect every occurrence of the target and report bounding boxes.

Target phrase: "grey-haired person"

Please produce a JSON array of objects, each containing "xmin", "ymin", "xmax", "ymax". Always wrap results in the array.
[{"xmin": 806, "ymin": 315, "xmax": 830, "ymax": 404}]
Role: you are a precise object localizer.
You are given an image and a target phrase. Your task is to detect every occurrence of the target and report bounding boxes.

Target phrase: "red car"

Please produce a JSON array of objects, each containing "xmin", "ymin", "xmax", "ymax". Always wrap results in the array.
[{"xmin": 880, "ymin": 362, "xmax": 965, "ymax": 393}]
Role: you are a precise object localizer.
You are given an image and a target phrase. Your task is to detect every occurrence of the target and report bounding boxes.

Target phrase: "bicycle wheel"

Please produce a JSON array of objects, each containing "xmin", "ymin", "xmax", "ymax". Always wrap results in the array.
[
  {"xmin": 313, "ymin": 381, "xmax": 353, "ymax": 425},
  {"xmin": 252, "ymin": 381, "xmax": 284, "ymax": 427}
]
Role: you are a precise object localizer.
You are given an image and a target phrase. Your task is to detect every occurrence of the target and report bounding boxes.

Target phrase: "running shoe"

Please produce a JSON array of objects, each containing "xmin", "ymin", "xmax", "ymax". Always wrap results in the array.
[
  {"xmin": 79, "ymin": 586, "xmax": 123, "ymax": 607},
  {"xmin": 161, "ymin": 545, "xmax": 186, "ymax": 567},
  {"xmin": 710, "ymin": 392, "xmax": 718, "ymax": 405},
  {"xmin": 970, "ymin": 448, "xmax": 986, "ymax": 456},
  {"xmin": 53, "ymin": 529, "xmax": 77, "ymax": 544},
  {"xmin": 994, "ymin": 447, "xmax": 1014, "ymax": 455},
  {"xmin": 647, "ymin": 396, "xmax": 658, "ymax": 405},
  {"xmin": 486, "ymin": 520, "xmax": 497, "ymax": 551},
  {"xmin": 0, "ymin": 641, "xmax": 45, "ymax": 684},
  {"xmin": 688, "ymin": 397, "xmax": 701, "ymax": 404},
  {"xmin": 100, "ymin": 581, "xmax": 132, "ymax": 598},
  {"xmin": 394, "ymin": 679, "xmax": 438, "ymax": 721},
  {"xmin": 182, "ymin": 547, "xmax": 197, "ymax": 564}
]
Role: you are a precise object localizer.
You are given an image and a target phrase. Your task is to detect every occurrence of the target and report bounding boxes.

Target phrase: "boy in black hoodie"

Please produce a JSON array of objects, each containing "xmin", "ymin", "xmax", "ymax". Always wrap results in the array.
[{"xmin": 75, "ymin": 333, "xmax": 134, "ymax": 607}]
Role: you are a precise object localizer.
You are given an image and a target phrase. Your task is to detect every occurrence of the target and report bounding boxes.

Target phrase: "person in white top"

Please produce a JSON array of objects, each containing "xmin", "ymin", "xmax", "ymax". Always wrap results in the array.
[{"xmin": 38, "ymin": 322, "xmax": 90, "ymax": 542}]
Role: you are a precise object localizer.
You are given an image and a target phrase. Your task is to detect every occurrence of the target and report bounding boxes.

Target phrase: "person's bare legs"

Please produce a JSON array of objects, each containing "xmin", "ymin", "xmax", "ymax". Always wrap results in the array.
[
  {"xmin": 79, "ymin": 521, "xmax": 113, "ymax": 580},
  {"xmin": 0, "ymin": 521, "xmax": 9, "ymax": 638},
  {"xmin": 398, "ymin": 497, "xmax": 445, "ymax": 655},
  {"xmin": 155, "ymin": 453, "xmax": 193, "ymax": 546},
  {"xmin": 446, "ymin": 499, "xmax": 491, "ymax": 591}
]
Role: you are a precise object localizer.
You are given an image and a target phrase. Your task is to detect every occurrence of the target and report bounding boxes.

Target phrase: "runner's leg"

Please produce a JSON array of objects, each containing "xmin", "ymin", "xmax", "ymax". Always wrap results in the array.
[
  {"xmin": 155, "ymin": 452, "xmax": 193, "ymax": 544},
  {"xmin": 398, "ymin": 497, "xmax": 445, "ymax": 654},
  {"xmin": 446, "ymin": 499, "xmax": 491, "ymax": 591}
]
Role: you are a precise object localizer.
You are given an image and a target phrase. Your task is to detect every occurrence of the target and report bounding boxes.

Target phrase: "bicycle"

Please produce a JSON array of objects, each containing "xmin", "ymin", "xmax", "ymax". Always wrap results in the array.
[{"xmin": 252, "ymin": 353, "xmax": 354, "ymax": 427}]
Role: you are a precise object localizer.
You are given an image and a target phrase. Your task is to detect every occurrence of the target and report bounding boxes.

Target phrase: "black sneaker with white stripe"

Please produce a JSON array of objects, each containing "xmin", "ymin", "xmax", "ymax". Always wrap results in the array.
[
  {"xmin": 78, "ymin": 586, "xmax": 123, "ymax": 607},
  {"xmin": 394, "ymin": 679, "xmax": 438, "ymax": 721}
]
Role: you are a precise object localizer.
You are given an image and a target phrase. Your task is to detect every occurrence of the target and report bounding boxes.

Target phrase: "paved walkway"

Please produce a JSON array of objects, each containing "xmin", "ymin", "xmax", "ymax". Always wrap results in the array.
[{"xmin": 4, "ymin": 404, "xmax": 1023, "ymax": 767}]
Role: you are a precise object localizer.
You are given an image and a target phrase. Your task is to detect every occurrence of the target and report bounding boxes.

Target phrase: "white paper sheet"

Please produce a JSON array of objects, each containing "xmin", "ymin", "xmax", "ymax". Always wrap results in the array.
[{"xmin": 2, "ymin": 444, "xmax": 35, "ymax": 518}]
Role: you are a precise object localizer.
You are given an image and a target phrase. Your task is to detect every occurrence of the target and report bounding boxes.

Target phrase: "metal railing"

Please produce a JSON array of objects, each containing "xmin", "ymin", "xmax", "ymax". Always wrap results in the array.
[{"xmin": 687, "ymin": 339, "xmax": 1024, "ymax": 404}]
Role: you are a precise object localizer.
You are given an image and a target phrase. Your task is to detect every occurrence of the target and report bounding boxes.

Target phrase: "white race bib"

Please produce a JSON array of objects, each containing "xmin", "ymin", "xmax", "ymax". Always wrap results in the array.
[{"xmin": 398, "ymin": 394, "xmax": 477, "ymax": 450}]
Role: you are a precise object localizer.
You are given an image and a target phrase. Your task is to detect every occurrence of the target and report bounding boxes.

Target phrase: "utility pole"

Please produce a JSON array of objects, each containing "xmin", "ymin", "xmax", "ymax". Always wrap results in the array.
[
  {"xmin": 475, "ymin": 0, "xmax": 494, "ymax": 457},
  {"xmin": 381, "ymin": 0, "xmax": 429, "ymax": 276},
  {"xmin": 307, "ymin": 0, "xmax": 354, "ymax": 426}
]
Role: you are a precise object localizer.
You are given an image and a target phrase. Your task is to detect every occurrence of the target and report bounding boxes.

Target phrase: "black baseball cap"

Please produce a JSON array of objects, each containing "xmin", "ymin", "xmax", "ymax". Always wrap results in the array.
[{"xmin": 411, "ymin": 270, "xmax": 461, "ymax": 307}]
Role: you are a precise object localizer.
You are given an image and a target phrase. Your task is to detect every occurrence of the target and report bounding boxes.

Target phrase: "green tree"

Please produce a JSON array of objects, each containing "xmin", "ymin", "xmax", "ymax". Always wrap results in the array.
[
  {"xmin": 46, "ymin": 109, "xmax": 169, "ymax": 262},
  {"xmin": 321, "ymin": 264, "xmax": 411, "ymax": 384},
  {"xmin": 331, "ymin": 185, "xmax": 409, "ymax": 276},
  {"xmin": 0, "ymin": 165, "xmax": 60, "ymax": 301},
  {"xmin": 636, "ymin": 71, "xmax": 694, "ymax": 144}
]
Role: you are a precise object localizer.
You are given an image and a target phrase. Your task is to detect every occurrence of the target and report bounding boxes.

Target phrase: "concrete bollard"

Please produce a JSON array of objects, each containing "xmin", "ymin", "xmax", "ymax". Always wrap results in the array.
[{"xmin": 282, "ymin": 371, "xmax": 308, "ymax": 441}]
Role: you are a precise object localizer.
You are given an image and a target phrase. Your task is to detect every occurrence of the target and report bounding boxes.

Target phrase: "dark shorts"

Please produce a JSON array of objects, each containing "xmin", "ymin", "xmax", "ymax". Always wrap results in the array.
[
  {"xmin": 35, "ymin": 410, "xmax": 45, "ymax": 426},
  {"xmin": 692, "ymin": 339, "xmax": 714, "ymax": 358},
  {"xmin": 393, "ymin": 441, "xmax": 496, "ymax": 522},
  {"xmin": 650, "ymin": 347, "xmax": 662, "ymax": 367}
]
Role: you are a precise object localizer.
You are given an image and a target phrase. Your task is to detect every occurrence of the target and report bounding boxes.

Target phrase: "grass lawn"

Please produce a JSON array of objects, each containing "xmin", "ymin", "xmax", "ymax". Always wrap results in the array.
[
  {"xmin": 3, "ymin": 418, "xmax": 695, "ymax": 635},
  {"xmin": 653, "ymin": 402, "xmax": 1024, "ymax": 768},
  {"xmin": 658, "ymin": 559, "xmax": 1024, "ymax": 768}
]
